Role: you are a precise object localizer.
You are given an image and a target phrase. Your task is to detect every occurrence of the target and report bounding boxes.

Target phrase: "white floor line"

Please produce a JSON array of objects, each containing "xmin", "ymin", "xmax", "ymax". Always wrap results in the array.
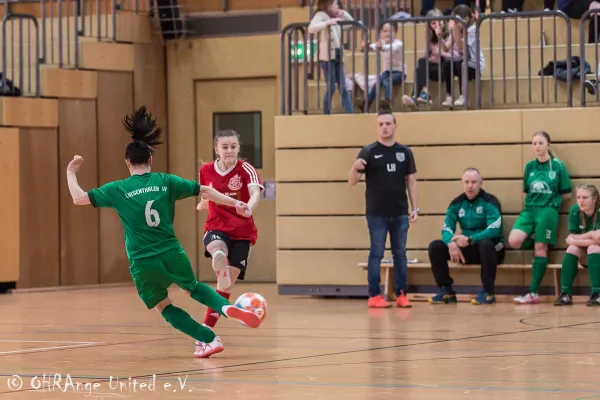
[
  {"xmin": 0, "ymin": 343, "xmax": 104, "ymax": 356},
  {"xmin": 0, "ymin": 340, "xmax": 103, "ymax": 344}
]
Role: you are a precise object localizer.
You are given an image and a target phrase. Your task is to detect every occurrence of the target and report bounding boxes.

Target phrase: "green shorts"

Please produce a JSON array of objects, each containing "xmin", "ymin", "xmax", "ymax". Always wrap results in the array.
[
  {"xmin": 130, "ymin": 246, "xmax": 198, "ymax": 309},
  {"xmin": 512, "ymin": 207, "xmax": 560, "ymax": 246}
]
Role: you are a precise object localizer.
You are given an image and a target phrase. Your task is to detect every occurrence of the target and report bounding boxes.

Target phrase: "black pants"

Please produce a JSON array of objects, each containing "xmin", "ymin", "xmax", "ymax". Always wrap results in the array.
[
  {"xmin": 563, "ymin": 0, "xmax": 600, "ymax": 44},
  {"xmin": 428, "ymin": 239, "xmax": 505, "ymax": 294},
  {"xmin": 442, "ymin": 60, "xmax": 477, "ymax": 96},
  {"xmin": 414, "ymin": 57, "xmax": 443, "ymax": 97}
]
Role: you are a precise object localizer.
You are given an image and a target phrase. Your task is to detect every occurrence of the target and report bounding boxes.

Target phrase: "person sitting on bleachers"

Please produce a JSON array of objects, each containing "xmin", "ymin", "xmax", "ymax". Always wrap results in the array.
[
  {"xmin": 402, "ymin": 8, "xmax": 461, "ymax": 107},
  {"xmin": 442, "ymin": 5, "xmax": 485, "ymax": 108},
  {"xmin": 308, "ymin": 0, "xmax": 355, "ymax": 115},
  {"xmin": 554, "ymin": 184, "xmax": 600, "ymax": 306},
  {"xmin": 356, "ymin": 21, "xmax": 405, "ymax": 111},
  {"xmin": 428, "ymin": 168, "xmax": 505, "ymax": 305}
]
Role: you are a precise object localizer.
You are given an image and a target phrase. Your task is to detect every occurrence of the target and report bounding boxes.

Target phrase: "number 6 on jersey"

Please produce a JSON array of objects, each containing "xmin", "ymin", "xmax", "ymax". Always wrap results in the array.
[{"xmin": 145, "ymin": 200, "xmax": 161, "ymax": 227}]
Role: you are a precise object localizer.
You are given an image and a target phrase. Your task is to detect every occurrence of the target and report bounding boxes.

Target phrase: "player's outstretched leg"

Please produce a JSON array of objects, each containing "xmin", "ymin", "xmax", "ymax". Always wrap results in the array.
[
  {"xmin": 155, "ymin": 297, "xmax": 224, "ymax": 357},
  {"xmin": 188, "ymin": 282, "xmax": 261, "ymax": 328}
]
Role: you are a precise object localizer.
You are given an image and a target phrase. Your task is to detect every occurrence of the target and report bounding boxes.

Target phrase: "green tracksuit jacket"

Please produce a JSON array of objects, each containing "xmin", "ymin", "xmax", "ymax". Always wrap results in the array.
[{"xmin": 441, "ymin": 189, "xmax": 505, "ymax": 248}]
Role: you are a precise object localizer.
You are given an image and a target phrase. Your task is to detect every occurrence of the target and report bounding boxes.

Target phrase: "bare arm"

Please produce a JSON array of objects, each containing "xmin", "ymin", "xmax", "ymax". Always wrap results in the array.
[
  {"xmin": 562, "ymin": 193, "xmax": 572, "ymax": 200},
  {"xmin": 569, "ymin": 238, "xmax": 598, "ymax": 247},
  {"xmin": 247, "ymin": 185, "xmax": 262, "ymax": 212},
  {"xmin": 348, "ymin": 159, "xmax": 366, "ymax": 186},
  {"xmin": 66, "ymin": 156, "xmax": 91, "ymax": 206},
  {"xmin": 406, "ymin": 173, "xmax": 418, "ymax": 211},
  {"xmin": 200, "ymin": 186, "xmax": 242, "ymax": 208}
]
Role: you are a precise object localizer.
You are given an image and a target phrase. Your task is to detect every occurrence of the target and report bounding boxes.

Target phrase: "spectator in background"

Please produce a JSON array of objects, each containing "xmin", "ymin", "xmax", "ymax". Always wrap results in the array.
[
  {"xmin": 347, "ymin": 110, "xmax": 419, "ymax": 309},
  {"xmin": 356, "ymin": 21, "xmax": 405, "ymax": 112},
  {"xmin": 308, "ymin": 0, "xmax": 355, "ymax": 114},
  {"xmin": 442, "ymin": 5, "xmax": 485, "ymax": 108},
  {"xmin": 402, "ymin": 8, "xmax": 461, "ymax": 107},
  {"xmin": 427, "ymin": 168, "xmax": 505, "ymax": 305},
  {"xmin": 559, "ymin": 0, "xmax": 600, "ymax": 43}
]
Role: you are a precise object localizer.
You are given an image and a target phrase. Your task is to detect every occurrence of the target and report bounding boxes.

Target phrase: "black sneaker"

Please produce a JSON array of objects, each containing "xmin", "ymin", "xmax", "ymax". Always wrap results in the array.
[
  {"xmin": 586, "ymin": 293, "xmax": 600, "ymax": 307},
  {"xmin": 553, "ymin": 292, "xmax": 573, "ymax": 306},
  {"xmin": 584, "ymin": 79, "xmax": 597, "ymax": 95}
]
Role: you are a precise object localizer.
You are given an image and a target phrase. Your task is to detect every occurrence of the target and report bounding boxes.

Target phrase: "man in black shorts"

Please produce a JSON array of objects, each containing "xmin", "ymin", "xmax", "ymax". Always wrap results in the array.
[{"xmin": 348, "ymin": 109, "xmax": 419, "ymax": 309}]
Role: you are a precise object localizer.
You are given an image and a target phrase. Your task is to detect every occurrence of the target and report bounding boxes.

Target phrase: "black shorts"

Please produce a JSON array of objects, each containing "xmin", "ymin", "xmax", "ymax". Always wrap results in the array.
[{"xmin": 203, "ymin": 230, "xmax": 251, "ymax": 280}]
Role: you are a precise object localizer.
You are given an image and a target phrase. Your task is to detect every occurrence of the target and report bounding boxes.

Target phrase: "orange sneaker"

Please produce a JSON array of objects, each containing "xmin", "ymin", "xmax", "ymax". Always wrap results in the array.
[
  {"xmin": 368, "ymin": 295, "xmax": 391, "ymax": 308},
  {"xmin": 396, "ymin": 291, "xmax": 412, "ymax": 308}
]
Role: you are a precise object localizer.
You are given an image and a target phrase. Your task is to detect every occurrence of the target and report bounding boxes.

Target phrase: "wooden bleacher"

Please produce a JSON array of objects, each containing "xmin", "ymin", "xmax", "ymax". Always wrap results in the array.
[
  {"xmin": 357, "ymin": 262, "xmax": 589, "ymax": 301},
  {"xmin": 275, "ymin": 107, "xmax": 600, "ymax": 301}
]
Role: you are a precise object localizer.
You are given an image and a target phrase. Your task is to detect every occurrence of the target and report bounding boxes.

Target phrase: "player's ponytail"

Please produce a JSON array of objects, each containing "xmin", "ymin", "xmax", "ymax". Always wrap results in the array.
[{"xmin": 123, "ymin": 106, "xmax": 163, "ymax": 165}]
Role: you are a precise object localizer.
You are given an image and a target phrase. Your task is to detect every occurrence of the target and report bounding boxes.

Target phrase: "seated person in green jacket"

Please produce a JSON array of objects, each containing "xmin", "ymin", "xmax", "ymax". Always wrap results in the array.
[{"xmin": 428, "ymin": 168, "xmax": 505, "ymax": 305}]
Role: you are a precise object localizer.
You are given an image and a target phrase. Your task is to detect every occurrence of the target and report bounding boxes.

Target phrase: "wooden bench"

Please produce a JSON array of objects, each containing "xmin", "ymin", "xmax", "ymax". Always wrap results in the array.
[{"xmin": 357, "ymin": 261, "xmax": 583, "ymax": 302}]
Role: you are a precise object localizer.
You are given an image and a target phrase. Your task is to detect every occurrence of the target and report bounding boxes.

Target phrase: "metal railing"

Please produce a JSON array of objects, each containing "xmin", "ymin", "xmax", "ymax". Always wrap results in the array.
[
  {"xmin": 1, "ymin": 13, "xmax": 41, "ymax": 97},
  {"xmin": 579, "ymin": 8, "xmax": 600, "ymax": 106},
  {"xmin": 378, "ymin": 15, "xmax": 469, "ymax": 112},
  {"xmin": 40, "ymin": 0, "xmax": 81, "ymax": 67},
  {"xmin": 39, "ymin": 0, "xmax": 120, "ymax": 69},
  {"xmin": 475, "ymin": 10, "xmax": 572, "ymax": 109},
  {"xmin": 309, "ymin": 0, "xmax": 414, "ymax": 40},
  {"xmin": 280, "ymin": 20, "xmax": 369, "ymax": 115}
]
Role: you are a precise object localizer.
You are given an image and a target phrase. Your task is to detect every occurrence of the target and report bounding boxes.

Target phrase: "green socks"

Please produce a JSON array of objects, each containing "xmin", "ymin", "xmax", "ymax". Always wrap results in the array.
[
  {"xmin": 588, "ymin": 254, "xmax": 600, "ymax": 295},
  {"xmin": 161, "ymin": 304, "xmax": 216, "ymax": 343},
  {"xmin": 190, "ymin": 282, "xmax": 231, "ymax": 316},
  {"xmin": 560, "ymin": 253, "xmax": 579, "ymax": 295},
  {"xmin": 529, "ymin": 256, "xmax": 548, "ymax": 293}
]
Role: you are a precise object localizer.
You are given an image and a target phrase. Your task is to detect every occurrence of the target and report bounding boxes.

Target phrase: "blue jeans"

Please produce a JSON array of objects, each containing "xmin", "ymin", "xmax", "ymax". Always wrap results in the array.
[
  {"xmin": 320, "ymin": 60, "xmax": 354, "ymax": 115},
  {"xmin": 367, "ymin": 70, "xmax": 404, "ymax": 105},
  {"xmin": 366, "ymin": 215, "xmax": 410, "ymax": 297}
]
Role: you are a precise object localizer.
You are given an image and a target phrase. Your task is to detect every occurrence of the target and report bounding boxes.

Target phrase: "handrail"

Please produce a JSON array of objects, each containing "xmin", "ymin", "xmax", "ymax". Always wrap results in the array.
[
  {"xmin": 476, "ymin": 10, "xmax": 572, "ymax": 109},
  {"xmin": 280, "ymin": 22, "xmax": 310, "ymax": 115},
  {"xmin": 2, "ymin": 13, "xmax": 41, "ymax": 97},
  {"xmin": 579, "ymin": 8, "xmax": 600, "ymax": 106},
  {"xmin": 335, "ymin": 20, "xmax": 369, "ymax": 113}
]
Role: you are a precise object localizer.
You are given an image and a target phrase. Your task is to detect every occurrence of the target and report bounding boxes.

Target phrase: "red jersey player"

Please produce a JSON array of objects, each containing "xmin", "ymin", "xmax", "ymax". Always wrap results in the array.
[{"xmin": 195, "ymin": 129, "xmax": 263, "ymax": 358}]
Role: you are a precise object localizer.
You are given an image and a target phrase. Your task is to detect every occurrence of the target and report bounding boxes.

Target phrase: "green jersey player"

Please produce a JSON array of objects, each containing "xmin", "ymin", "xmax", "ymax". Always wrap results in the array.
[
  {"xmin": 554, "ymin": 184, "xmax": 600, "ymax": 307},
  {"xmin": 509, "ymin": 131, "xmax": 572, "ymax": 304},
  {"xmin": 65, "ymin": 106, "xmax": 262, "ymax": 357}
]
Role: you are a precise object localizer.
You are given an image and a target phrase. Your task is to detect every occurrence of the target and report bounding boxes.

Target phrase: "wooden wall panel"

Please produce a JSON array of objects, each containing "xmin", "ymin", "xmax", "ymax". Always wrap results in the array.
[
  {"xmin": 18, "ymin": 129, "xmax": 60, "ymax": 288},
  {"xmin": 97, "ymin": 71, "xmax": 133, "ymax": 284},
  {"xmin": 134, "ymin": 42, "xmax": 168, "ymax": 173},
  {"xmin": 278, "ymin": 215, "xmax": 564, "ymax": 250},
  {"xmin": 276, "ymin": 146, "xmax": 524, "ymax": 181},
  {"xmin": 166, "ymin": 42, "xmax": 197, "ymax": 273},
  {"xmin": 277, "ymin": 180, "xmax": 525, "ymax": 216},
  {"xmin": 275, "ymin": 110, "xmax": 523, "ymax": 149},
  {"xmin": 522, "ymin": 108, "xmax": 600, "ymax": 141},
  {"xmin": 58, "ymin": 100, "xmax": 99, "ymax": 286},
  {"xmin": 0, "ymin": 129, "xmax": 20, "ymax": 282},
  {"xmin": 276, "ymin": 250, "xmax": 558, "ymax": 286}
]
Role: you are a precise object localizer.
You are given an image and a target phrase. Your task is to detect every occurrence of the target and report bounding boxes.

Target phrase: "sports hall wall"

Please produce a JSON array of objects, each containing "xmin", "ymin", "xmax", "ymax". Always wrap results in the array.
[
  {"xmin": 165, "ymin": 7, "xmax": 310, "ymax": 284},
  {"xmin": 0, "ymin": 4, "xmax": 166, "ymax": 289},
  {"xmin": 275, "ymin": 108, "xmax": 600, "ymax": 294}
]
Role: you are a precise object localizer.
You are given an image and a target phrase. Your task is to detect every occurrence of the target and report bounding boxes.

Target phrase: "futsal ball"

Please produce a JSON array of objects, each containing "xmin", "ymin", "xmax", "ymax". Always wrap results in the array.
[{"xmin": 234, "ymin": 292, "xmax": 268, "ymax": 324}]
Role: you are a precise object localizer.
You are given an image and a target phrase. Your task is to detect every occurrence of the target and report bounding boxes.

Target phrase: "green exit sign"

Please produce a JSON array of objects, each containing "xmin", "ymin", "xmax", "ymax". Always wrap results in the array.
[{"xmin": 290, "ymin": 40, "xmax": 317, "ymax": 63}]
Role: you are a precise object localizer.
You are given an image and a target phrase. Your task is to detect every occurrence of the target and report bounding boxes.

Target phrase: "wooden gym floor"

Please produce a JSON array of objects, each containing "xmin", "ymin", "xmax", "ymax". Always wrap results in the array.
[{"xmin": 1, "ymin": 283, "xmax": 599, "ymax": 399}]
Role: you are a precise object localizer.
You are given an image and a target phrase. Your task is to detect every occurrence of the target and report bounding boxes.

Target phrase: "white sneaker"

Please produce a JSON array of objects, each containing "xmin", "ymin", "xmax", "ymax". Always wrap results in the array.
[
  {"xmin": 442, "ymin": 96, "xmax": 454, "ymax": 107},
  {"xmin": 212, "ymin": 251, "xmax": 231, "ymax": 291},
  {"xmin": 454, "ymin": 95, "xmax": 465, "ymax": 107},
  {"xmin": 513, "ymin": 292, "xmax": 539, "ymax": 304},
  {"xmin": 194, "ymin": 336, "xmax": 224, "ymax": 358}
]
